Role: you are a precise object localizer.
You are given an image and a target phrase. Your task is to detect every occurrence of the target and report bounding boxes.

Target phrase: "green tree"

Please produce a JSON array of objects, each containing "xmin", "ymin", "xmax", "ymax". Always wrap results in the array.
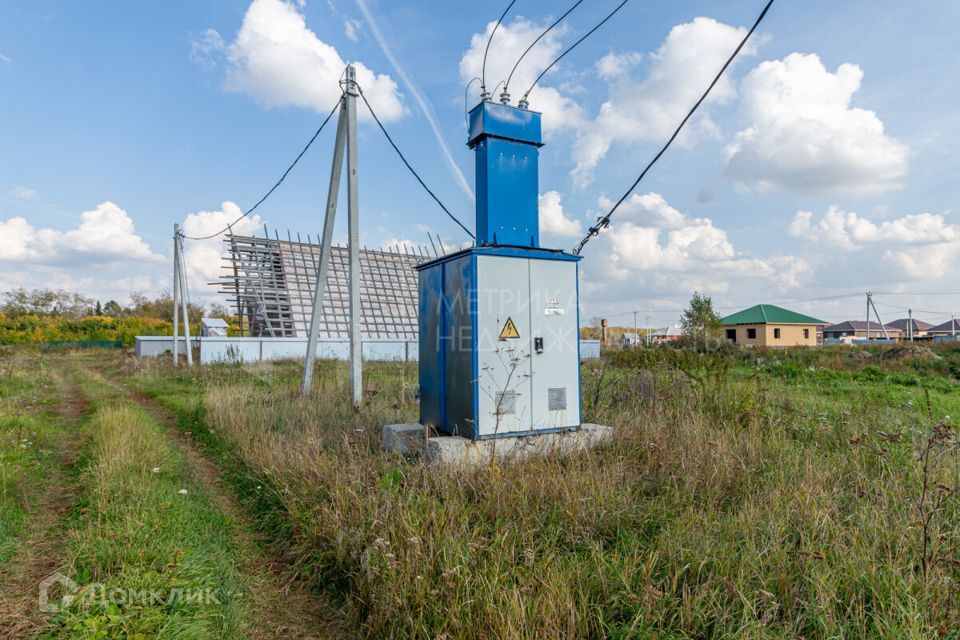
[
  {"xmin": 680, "ymin": 291, "xmax": 721, "ymax": 341},
  {"xmin": 103, "ymin": 300, "xmax": 124, "ymax": 316}
]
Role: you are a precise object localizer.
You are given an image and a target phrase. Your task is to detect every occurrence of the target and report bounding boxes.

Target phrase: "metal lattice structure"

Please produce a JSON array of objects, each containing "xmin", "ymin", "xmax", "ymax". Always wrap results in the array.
[{"xmin": 217, "ymin": 230, "xmax": 441, "ymax": 339}]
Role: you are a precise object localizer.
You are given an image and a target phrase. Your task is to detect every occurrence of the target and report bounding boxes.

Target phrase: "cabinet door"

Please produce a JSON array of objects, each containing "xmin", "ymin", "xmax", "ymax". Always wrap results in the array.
[
  {"xmin": 529, "ymin": 260, "xmax": 580, "ymax": 430},
  {"xmin": 475, "ymin": 256, "xmax": 533, "ymax": 437}
]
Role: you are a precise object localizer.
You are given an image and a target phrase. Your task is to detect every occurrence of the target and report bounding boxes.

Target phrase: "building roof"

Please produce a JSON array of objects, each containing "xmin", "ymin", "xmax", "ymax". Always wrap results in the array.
[
  {"xmin": 886, "ymin": 318, "xmax": 935, "ymax": 332},
  {"xmin": 720, "ymin": 304, "xmax": 825, "ymax": 326},
  {"xmin": 653, "ymin": 325, "xmax": 683, "ymax": 337},
  {"xmin": 201, "ymin": 317, "xmax": 229, "ymax": 328},
  {"xmin": 928, "ymin": 318, "xmax": 960, "ymax": 333},
  {"xmin": 621, "ymin": 332, "xmax": 639, "ymax": 340},
  {"xmin": 823, "ymin": 320, "xmax": 901, "ymax": 333}
]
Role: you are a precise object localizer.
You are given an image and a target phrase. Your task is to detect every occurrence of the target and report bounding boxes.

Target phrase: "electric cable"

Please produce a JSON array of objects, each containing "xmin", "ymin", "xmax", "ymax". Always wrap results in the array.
[
  {"xmin": 504, "ymin": 0, "xmax": 584, "ymax": 96},
  {"xmin": 357, "ymin": 85, "xmax": 476, "ymax": 240},
  {"xmin": 482, "ymin": 0, "xmax": 519, "ymax": 95},
  {"xmin": 464, "ymin": 77, "xmax": 481, "ymax": 125},
  {"xmin": 181, "ymin": 98, "xmax": 343, "ymax": 241},
  {"xmin": 520, "ymin": 0, "xmax": 630, "ymax": 105},
  {"xmin": 572, "ymin": 0, "xmax": 776, "ymax": 255}
]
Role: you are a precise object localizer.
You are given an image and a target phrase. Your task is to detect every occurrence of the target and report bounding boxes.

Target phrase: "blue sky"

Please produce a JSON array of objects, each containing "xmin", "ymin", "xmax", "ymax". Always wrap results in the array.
[{"xmin": 2, "ymin": 0, "xmax": 959, "ymax": 327}]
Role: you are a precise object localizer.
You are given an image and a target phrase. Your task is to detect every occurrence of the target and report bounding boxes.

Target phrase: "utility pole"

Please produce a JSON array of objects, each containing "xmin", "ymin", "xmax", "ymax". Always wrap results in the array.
[
  {"xmin": 177, "ymin": 230, "xmax": 193, "ymax": 366},
  {"xmin": 173, "ymin": 224, "xmax": 180, "ymax": 367},
  {"xmin": 866, "ymin": 292, "xmax": 889, "ymax": 341},
  {"xmin": 172, "ymin": 225, "xmax": 193, "ymax": 367},
  {"xmin": 302, "ymin": 94, "xmax": 347, "ymax": 395},
  {"xmin": 346, "ymin": 66, "xmax": 363, "ymax": 407},
  {"xmin": 633, "ymin": 310, "xmax": 638, "ymax": 347},
  {"xmin": 908, "ymin": 308, "xmax": 913, "ymax": 342},
  {"xmin": 953, "ymin": 315, "xmax": 957, "ymax": 339},
  {"xmin": 301, "ymin": 65, "xmax": 362, "ymax": 406}
]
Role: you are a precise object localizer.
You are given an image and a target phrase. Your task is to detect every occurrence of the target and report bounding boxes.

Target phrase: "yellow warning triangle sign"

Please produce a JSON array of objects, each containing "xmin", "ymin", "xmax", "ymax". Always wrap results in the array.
[{"xmin": 499, "ymin": 317, "xmax": 520, "ymax": 340}]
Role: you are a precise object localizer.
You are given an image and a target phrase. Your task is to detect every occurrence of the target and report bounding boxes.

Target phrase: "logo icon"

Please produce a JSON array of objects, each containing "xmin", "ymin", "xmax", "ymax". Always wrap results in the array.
[{"xmin": 39, "ymin": 571, "xmax": 79, "ymax": 613}]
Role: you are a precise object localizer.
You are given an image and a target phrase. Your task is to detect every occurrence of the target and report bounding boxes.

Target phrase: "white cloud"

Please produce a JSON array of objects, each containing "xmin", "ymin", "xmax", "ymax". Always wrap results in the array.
[
  {"xmin": 883, "ymin": 244, "xmax": 958, "ymax": 279},
  {"xmin": 0, "ymin": 202, "xmax": 160, "ymax": 265},
  {"xmin": 724, "ymin": 53, "xmax": 908, "ymax": 195},
  {"xmin": 0, "ymin": 51, "xmax": 11, "ymax": 64},
  {"xmin": 788, "ymin": 206, "xmax": 958, "ymax": 250},
  {"xmin": 573, "ymin": 17, "xmax": 753, "ymax": 187},
  {"xmin": 215, "ymin": 0, "xmax": 405, "ymax": 121},
  {"xmin": 190, "ymin": 28, "xmax": 225, "ymax": 71},
  {"xmin": 595, "ymin": 51, "xmax": 643, "ymax": 79},
  {"xmin": 9, "ymin": 186, "xmax": 38, "ymax": 200},
  {"xmin": 538, "ymin": 191, "xmax": 582, "ymax": 238},
  {"xmin": 180, "ymin": 202, "xmax": 264, "ymax": 289},
  {"xmin": 581, "ymin": 193, "xmax": 808, "ymax": 299},
  {"xmin": 459, "ymin": 18, "xmax": 584, "ymax": 133},
  {"xmin": 344, "ymin": 17, "xmax": 362, "ymax": 42}
]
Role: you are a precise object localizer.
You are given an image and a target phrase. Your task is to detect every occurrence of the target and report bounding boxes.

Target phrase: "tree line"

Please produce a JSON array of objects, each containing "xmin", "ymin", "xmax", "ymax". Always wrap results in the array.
[{"xmin": 1, "ymin": 287, "xmax": 231, "ymax": 325}]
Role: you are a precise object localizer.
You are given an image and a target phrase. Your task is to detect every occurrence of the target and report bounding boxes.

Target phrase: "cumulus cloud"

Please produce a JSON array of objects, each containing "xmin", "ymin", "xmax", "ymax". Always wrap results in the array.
[
  {"xmin": 180, "ymin": 202, "xmax": 264, "ymax": 287},
  {"xmin": 203, "ymin": 0, "xmax": 405, "ymax": 121},
  {"xmin": 582, "ymin": 192, "xmax": 808, "ymax": 297},
  {"xmin": 573, "ymin": 17, "xmax": 753, "ymax": 187},
  {"xmin": 0, "ymin": 202, "xmax": 160, "ymax": 265},
  {"xmin": 788, "ymin": 206, "xmax": 958, "ymax": 250},
  {"xmin": 538, "ymin": 191, "xmax": 582, "ymax": 238},
  {"xmin": 595, "ymin": 51, "xmax": 643, "ymax": 79},
  {"xmin": 724, "ymin": 53, "xmax": 908, "ymax": 195},
  {"xmin": 459, "ymin": 18, "xmax": 584, "ymax": 133},
  {"xmin": 883, "ymin": 244, "xmax": 958, "ymax": 279},
  {"xmin": 789, "ymin": 206, "xmax": 960, "ymax": 281}
]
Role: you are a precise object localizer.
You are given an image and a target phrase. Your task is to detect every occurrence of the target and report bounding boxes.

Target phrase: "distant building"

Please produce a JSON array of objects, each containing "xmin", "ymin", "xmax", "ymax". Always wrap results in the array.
[
  {"xmin": 620, "ymin": 332, "xmax": 641, "ymax": 348},
  {"xmin": 720, "ymin": 304, "xmax": 825, "ymax": 348},
  {"xmin": 927, "ymin": 318, "xmax": 960, "ymax": 337},
  {"xmin": 822, "ymin": 320, "xmax": 903, "ymax": 341},
  {"xmin": 887, "ymin": 318, "xmax": 934, "ymax": 338},
  {"xmin": 201, "ymin": 317, "xmax": 229, "ymax": 337},
  {"xmin": 650, "ymin": 325, "xmax": 683, "ymax": 343}
]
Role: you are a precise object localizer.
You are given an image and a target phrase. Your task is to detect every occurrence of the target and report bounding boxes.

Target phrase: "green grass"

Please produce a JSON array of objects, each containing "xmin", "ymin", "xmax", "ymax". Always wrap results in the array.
[
  {"xmin": 8, "ymin": 344, "xmax": 960, "ymax": 638},
  {"xmin": 30, "ymin": 360, "xmax": 265, "ymax": 639},
  {"xmin": 0, "ymin": 350, "xmax": 73, "ymax": 564},
  {"xmin": 115, "ymin": 344, "xmax": 960, "ymax": 639}
]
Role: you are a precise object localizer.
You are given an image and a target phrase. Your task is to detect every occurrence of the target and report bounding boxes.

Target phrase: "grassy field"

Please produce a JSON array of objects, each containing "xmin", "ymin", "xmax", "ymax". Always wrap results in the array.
[{"xmin": 1, "ymin": 343, "xmax": 959, "ymax": 638}]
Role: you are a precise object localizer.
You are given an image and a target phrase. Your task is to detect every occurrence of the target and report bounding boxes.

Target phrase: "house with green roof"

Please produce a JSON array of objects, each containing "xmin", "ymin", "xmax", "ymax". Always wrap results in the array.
[{"xmin": 720, "ymin": 304, "xmax": 827, "ymax": 348}]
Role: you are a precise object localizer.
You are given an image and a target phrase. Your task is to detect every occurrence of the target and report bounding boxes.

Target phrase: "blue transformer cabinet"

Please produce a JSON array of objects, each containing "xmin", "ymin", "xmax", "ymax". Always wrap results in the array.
[{"xmin": 417, "ymin": 102, "xmax": 582, "ymax": 440}]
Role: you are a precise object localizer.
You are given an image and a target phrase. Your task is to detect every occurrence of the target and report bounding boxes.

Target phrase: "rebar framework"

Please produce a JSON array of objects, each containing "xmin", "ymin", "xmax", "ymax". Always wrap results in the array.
[{"xmin": 217, "ymin": 231, "xmax": 438, "ymax": 339}]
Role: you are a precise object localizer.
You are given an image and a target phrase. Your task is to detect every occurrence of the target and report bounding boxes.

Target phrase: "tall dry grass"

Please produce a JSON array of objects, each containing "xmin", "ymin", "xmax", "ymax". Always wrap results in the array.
[{"xmin": 169, "ymin": 355, "xmax": 960, "ymax": 639}]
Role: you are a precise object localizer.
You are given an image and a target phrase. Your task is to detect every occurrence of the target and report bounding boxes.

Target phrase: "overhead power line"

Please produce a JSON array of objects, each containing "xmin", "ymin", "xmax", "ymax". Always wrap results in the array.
[
  {"xmin": 481, "ymin": 0, "xmax": 519, "ymax": 96},
  {"xmin": 357, "ymin": 85, "xmax": 476, "ymax": 240},
  {"xmin": 504, "ymin": 0, "xmax": 584, "ymax": 96},
  {"xmin": 572, "ymin": 0, "xmax": 776, "ymax": 255},
  {"xmin": 181, "ymin": 98, "xmax": 343, "ymax": 242},
  {"xmin": 520, "ymin": 0, "xmax": 630, "ymax": 105}
]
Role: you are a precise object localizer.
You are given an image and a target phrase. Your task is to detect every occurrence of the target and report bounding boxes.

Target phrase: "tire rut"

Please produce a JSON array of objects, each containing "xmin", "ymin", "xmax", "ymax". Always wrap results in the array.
[
  {"xmin": 0, "ymin": 363, "xmax": 87, "ymax": 639},
  {"xmin": 92, "ymin": 363, "xmax": 352, "ymax": 640}
]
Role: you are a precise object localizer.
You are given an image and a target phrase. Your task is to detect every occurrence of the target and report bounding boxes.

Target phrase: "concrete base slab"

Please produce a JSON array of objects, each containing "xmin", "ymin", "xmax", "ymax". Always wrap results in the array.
[{"xmin": 381, "ymin": 423, "xmax": 614, "ymax": 466}]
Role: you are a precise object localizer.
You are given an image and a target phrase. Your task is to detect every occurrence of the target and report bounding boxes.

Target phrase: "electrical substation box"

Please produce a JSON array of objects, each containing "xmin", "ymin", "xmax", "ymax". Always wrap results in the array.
[{"xmin": 417, "ymin": 101, "xmax": 582, "ymax": 440}]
